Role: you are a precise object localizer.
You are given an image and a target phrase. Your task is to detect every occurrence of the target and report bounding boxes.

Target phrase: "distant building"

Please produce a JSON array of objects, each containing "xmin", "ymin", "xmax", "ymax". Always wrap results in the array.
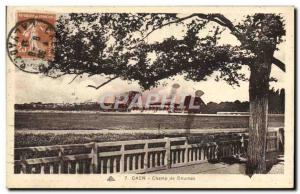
[{"xmin": 14, "ymin": 91, "xmax": 206, "ymax": 113}]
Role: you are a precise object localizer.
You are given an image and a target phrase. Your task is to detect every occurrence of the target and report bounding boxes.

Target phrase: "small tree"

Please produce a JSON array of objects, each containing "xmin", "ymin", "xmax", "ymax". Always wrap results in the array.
[{"xmin": 25, "ymin": 13, "xmax": 286, "ymax": 174}]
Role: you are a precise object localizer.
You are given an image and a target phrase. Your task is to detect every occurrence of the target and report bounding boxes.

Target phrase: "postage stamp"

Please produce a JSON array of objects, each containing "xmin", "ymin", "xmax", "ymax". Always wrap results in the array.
[
  {"xmin": 6, "ymin": 6, "xmax": 295, "ymax": 189},
  {"xmin": 7, "ymin": 12, "xmax": 56, "ymax": 73}
]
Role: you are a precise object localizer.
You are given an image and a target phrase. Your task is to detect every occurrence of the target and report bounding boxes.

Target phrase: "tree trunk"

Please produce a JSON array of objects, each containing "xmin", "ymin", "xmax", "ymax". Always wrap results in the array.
[{"xmin": 246, "ymin": 50, "xmax": 273, "ymax": 175}]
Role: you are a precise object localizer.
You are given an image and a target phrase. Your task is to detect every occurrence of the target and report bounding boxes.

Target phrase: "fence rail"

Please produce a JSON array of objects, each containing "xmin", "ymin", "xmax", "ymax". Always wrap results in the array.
[{"xmin": 14, "ymin": 129, "xmax": 281, "ymax": 174}]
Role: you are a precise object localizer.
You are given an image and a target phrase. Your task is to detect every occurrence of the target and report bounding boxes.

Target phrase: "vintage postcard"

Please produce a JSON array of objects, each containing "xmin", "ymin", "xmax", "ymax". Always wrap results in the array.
[{"xmin": 6, "ymin": 6, "xmax": 294, "ymax": 189}]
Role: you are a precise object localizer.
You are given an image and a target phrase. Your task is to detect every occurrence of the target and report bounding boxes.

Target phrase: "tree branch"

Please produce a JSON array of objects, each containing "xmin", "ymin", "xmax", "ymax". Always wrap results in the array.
[
  {"xmin": 142, "ymin": 14, "xmax": 199, "ymax": 40},
  {"xmin": 272, "ymin": 57, "xmax": 286, "ymax": 72},
  {"xmin": 68, "ymin": 74, "xmax": 81, "ymax": 84},
  {"xmin": 210, "ymin": 14, "xmax": 237, "ymax": 33},
  {"xmin": 198, "ymin": 14, "xmax": 243, "ymax": 41},
  {"xmin": 87, "ymin": 76, "xmax": 119, "ymax": 90},
  {"xmin": 141, "ymin": 13, "xmax": 243, "ymax": 42}
]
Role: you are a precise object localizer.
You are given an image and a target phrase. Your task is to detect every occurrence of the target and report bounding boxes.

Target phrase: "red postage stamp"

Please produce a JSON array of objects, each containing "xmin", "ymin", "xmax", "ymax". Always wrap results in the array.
[
  {"xmin": 15, "ymin": 12, "xmax": 56, "ymax": 60},
  {"xmin": 7, "ymin": 12, "xmax": 56, "ymax": 72}
]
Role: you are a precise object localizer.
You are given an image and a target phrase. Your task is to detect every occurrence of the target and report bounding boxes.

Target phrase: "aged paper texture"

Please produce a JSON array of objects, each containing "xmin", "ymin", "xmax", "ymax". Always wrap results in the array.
[{"xmin": 6, "ymin": 6, "xmax": 294, "ymax": 188}]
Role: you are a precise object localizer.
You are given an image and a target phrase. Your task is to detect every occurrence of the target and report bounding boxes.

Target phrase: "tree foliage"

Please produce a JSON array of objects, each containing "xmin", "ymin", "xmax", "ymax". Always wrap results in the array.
[
  {"xmin": 39, "ymin": 13, "xmax": 285, "ymax": 90},
  {"xmin": 203, "ymin": 88, "xmax": 285, "ymax": 114},
  {"xmin": 44, "ymin": 13, "xmax": 177, "ymax": 80}
]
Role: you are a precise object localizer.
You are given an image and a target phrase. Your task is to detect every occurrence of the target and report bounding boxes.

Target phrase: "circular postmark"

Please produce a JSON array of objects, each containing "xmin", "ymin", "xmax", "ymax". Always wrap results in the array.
[{"xmin": 7, "ymin": 18, "xmax": 56, "ymax": 73}]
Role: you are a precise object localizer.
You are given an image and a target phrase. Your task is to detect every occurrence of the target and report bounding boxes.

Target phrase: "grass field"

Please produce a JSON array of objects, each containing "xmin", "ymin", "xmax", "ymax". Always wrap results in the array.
[
  {"xmin": 15, "ymin": 111, "xmax": 284, "ymax": 130},
  {"xmin": 14, "ymin": 112, "xmax": 283, "ymax": 148}
]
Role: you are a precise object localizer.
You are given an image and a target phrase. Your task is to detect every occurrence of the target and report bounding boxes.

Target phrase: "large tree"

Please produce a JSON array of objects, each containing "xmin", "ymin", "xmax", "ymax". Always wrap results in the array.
[{"xmin": 23, "ymin": 13, "xmax": 286, "ymax": 174}]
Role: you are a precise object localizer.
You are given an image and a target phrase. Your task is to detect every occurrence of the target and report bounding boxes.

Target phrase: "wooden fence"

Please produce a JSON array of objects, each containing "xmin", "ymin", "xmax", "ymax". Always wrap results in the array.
[{"xmin": 14, "ymin": 130, "xmax": 281, "ymax": 174}]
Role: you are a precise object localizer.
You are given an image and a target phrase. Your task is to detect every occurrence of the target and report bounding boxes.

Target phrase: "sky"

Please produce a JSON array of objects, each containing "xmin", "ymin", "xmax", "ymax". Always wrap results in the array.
[{"xmin": 14, "ymin": 13, "xmax": 286, "ymax": 104}]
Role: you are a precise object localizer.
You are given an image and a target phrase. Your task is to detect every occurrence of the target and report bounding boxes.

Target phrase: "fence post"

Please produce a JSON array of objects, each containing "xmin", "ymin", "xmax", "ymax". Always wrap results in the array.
[
  {"xmin": 91, "ymin": 142, "xmax": 98, "ymax": 173},
  {"xmin": 184, "ymin": 137, "xmax": 189, "ymax": 164},
  {"xmin": 20, "ymin": 153, "xmax": 27, "ymax": 174},
  {"xmin": 214, "ymin": 143, "xmax": 218, "ymax": 160},
  {"xmin": 58, "ymin": 148, "xmax": 64, "ymax": 174},
  {"xmin": 143, "ymin": 142, "xmax": 149, "ymax": 171},
  {"xmin": 277, "ymin": 128, "xmax": 283, "ymax": 152},
  {"xmin": 120, "ymin": 144, "xmax": 125, "ymax": 173},
  {"xmin": 240, "ymin": 134, "xmax": 244, "ymax": 155},
  {"xmin": 164, "ymin": 137, "xmax": 171, "ymax": 168}
]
